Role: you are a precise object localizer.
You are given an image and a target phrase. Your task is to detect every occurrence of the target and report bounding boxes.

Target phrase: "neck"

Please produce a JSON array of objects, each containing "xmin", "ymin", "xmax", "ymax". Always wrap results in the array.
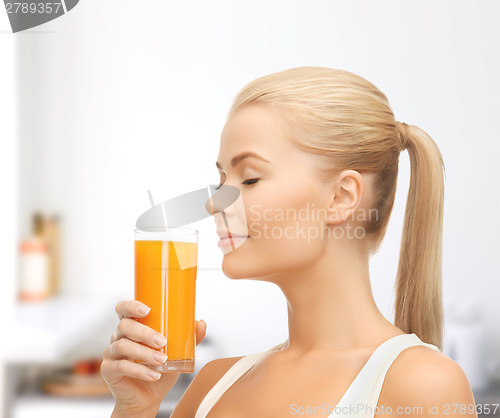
[{"xmin": 272, "ymin": 236, "xmax": 401, "ymax": 355}]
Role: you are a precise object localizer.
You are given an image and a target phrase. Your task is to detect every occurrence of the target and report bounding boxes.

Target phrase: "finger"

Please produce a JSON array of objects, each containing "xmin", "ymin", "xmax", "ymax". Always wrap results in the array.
[
  {"xmin": 104, "ymin": 338, "xmax": 167, "ymax": 364},
  {"xmin": 115, "ymin": 300, "xmax": 151, "ymax": 320},
  {"xmin": 195, "ymin": 319, "xmax": 207, "ymax": 346},
  {"xmin": 112, "ymin": 318, "xmax": 167, "ymax": 349},
  {"xmin": 101, "ymin": 358, "xmax": 164, "ymax": 384},
  {"xmin": 104, "ymin": 338, "xmax": 168, "ymax": 366}
]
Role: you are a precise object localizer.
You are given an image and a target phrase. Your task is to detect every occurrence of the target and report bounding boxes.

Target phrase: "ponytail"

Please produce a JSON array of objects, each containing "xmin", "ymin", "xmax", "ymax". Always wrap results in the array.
[{"xmin": 393, "ymin": 122, "xmax": 446, "ymax": 349}]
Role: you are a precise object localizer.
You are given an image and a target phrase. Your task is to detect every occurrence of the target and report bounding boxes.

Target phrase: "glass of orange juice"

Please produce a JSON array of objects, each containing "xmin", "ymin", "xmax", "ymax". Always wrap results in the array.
[{"xmin": 134, "ymin": 226, "xmax": 198, "ymax": 373}]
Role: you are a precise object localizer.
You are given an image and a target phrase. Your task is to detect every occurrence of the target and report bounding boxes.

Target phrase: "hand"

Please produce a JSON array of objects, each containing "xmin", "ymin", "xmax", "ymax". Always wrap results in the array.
[{"xmin": 101, "ymin": 300, "xmax": 207, "ymax": 417}]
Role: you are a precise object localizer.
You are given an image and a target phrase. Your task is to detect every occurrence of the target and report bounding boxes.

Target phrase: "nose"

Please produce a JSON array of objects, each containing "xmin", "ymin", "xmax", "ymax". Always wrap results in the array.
[{"xmin": 204, "ymin": 184, "xmax": 240, "ymax": 216}]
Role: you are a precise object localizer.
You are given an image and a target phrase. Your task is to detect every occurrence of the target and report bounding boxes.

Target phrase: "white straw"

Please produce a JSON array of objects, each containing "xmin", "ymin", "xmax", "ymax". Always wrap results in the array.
[
  {"xmin": 147, "ymin": 189, "xmax": 167, "ymax": 226},
  {"xmin": 146, "ymin": 189, "xmax": 168, "ymax": 358},
  {"xmin": 147, "ymin": 190, "xmax": 155, "ymax": 207}
]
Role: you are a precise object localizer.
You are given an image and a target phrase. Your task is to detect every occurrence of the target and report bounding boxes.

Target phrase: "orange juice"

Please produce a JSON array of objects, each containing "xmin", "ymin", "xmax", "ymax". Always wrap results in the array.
[{"xmin": 135, "ymin": 239, "xmax": 197, "ymax": 372}]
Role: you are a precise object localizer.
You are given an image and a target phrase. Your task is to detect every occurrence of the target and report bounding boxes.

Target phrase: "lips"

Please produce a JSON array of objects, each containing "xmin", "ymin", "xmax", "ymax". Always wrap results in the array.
[
  {"xmin": 217, "ymin": 235, "xmax": 249, "ymax": 249},
  {"xmin": 216, "ymin": 230, "xmax": 249, "ymax": 239}
]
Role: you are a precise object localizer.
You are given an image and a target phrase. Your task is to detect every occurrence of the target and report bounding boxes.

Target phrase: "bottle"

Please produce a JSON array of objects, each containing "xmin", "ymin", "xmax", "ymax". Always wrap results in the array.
[
  {"xmin": 18, "ymin": 234, "xmax": 49, "ymax": 302},
  {"xmin": 34, "ymin": 213, "xmax": 61, "ymax": 296}
]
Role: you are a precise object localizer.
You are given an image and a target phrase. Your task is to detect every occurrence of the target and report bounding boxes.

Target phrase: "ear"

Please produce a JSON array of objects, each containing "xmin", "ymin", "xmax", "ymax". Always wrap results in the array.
[{"xmin": 325, "ymin": 170, "xmax": 364, "ymax": 226}]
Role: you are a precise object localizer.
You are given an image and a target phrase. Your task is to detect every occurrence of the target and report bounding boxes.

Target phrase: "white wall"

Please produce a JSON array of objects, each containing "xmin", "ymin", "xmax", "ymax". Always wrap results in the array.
[
  {"xmin": 1, "ymin": 7, "xmax": 18, "ymax": 415},
  {"xmin": 13, "ymin": 0, "xmax": 500, "ymax": 377}
]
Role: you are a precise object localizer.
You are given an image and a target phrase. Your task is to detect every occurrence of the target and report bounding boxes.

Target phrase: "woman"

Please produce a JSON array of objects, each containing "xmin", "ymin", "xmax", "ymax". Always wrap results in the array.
[{"xmin": 102, "ymin": 67, "xmax": 477, "ymax": 417}]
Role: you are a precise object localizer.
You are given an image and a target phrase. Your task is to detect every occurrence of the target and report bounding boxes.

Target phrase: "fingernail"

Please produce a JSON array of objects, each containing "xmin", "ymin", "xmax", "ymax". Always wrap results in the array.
[
  {"xmin": 138, "ymin": 304, "xmax": 151, "ymax": 315},
  {"xmin": 153, "ymin": 351, "xmax": 168, "ymax": 363},
  {"xmin": 147, "ymin": 370, "xmax": 161, "ymax": 380},
  {"xmin": 153, "ymin": 334, "xmax": 167, "ymax": 347}
]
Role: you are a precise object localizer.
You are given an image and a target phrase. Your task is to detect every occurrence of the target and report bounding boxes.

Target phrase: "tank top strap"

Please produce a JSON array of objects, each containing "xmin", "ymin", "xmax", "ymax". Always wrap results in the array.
[
  {"xmin": 194, "ymin": 341, "xmax": 287, "ymax": 418},
  {"xmin": 332, "ymin": 333, "xmax": 440, "ymax": 417}
]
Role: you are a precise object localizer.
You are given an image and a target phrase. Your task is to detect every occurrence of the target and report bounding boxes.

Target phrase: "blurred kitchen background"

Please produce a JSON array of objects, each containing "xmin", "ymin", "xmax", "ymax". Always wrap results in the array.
[{"xmin": 1, "ymin": 1, "xmax": 499, "ymax": 417}]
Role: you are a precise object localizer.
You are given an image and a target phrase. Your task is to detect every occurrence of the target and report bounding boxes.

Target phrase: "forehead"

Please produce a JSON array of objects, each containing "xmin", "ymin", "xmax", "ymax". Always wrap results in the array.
[{"xmin": 217, "ymin": 105, "xmax": 296, "ymax": 164}]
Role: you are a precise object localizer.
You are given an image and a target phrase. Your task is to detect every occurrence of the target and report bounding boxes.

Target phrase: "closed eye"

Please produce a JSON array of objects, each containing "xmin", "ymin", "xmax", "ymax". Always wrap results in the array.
[
  {"xmin": 242, "ymin": 178, "xmax": 260, "ymax": 186},
  {"xmin": 215, "ymin": 178, "xmax": 260, "ymax": 190}
]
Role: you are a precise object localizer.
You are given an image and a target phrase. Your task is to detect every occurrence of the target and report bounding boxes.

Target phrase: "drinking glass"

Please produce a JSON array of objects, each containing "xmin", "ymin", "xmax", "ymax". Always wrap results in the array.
[{"xmin": 134, "ymin": 226, "xmax": 198, "ymax": 373}]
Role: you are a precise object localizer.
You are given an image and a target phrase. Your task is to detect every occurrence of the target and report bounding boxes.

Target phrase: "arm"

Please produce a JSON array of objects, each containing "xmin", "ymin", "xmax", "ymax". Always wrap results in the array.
[{"xmin": 378, "ymin": 346, "xmax": 477, "ymax": 417}]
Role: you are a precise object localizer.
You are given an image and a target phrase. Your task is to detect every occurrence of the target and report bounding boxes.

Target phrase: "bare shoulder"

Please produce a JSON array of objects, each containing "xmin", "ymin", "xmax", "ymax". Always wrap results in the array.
[
  {"xmin": 377, "ymin": 345, "xmax": 477, "ymax": 417},
  {"xmin": 170, "ymin": 355, "xmax": 244, "ymax": 418}
]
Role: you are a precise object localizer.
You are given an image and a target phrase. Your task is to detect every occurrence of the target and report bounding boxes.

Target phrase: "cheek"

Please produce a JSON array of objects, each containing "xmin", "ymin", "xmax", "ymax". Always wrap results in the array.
[{"xmin": 244, "ymin": 183, "xmax": 327, "ymax": 263}]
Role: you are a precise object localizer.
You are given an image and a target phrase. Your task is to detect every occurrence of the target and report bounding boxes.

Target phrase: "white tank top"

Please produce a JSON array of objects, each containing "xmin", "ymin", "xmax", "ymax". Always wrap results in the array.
[{"xmin": 194, "ymin": 333, "xmax": 440, "ymax": 418}]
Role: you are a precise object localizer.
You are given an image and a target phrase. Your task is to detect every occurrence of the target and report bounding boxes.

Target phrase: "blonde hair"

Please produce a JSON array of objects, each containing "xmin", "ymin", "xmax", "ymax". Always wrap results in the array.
[{"xmin": 228, "ymin": 67, "xmax": 446, "ymax": 349}]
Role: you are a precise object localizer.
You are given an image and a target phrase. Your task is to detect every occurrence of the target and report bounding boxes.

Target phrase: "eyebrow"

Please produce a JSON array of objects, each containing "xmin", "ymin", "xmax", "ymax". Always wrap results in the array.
[{"xmin": 215, "ymin": 151, "xmax": 271, "ymax": 170}]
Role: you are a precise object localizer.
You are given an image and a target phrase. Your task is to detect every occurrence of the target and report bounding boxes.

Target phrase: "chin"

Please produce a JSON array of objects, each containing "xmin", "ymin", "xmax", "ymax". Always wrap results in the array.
[
  {"xmin": 221, "ymin": 255, "xmax": 277, "ymax": 282},
  {"xmin": 220, "ymin": 252, "xmax": 261, "ymax": 280},
  {"xmin": 221, "ymin": 257, "xmax": 250, "ymax": 280}
]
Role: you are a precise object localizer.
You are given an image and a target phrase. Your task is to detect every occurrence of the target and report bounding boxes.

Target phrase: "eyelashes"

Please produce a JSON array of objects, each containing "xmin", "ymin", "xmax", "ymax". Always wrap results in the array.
[
  {"xmin": 214, "ymin": 178, "xmax": 260, "ymax": 190},
  {"xmin": 242, "ymin": 178, "xmax": 260, "ymax": 186}
]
